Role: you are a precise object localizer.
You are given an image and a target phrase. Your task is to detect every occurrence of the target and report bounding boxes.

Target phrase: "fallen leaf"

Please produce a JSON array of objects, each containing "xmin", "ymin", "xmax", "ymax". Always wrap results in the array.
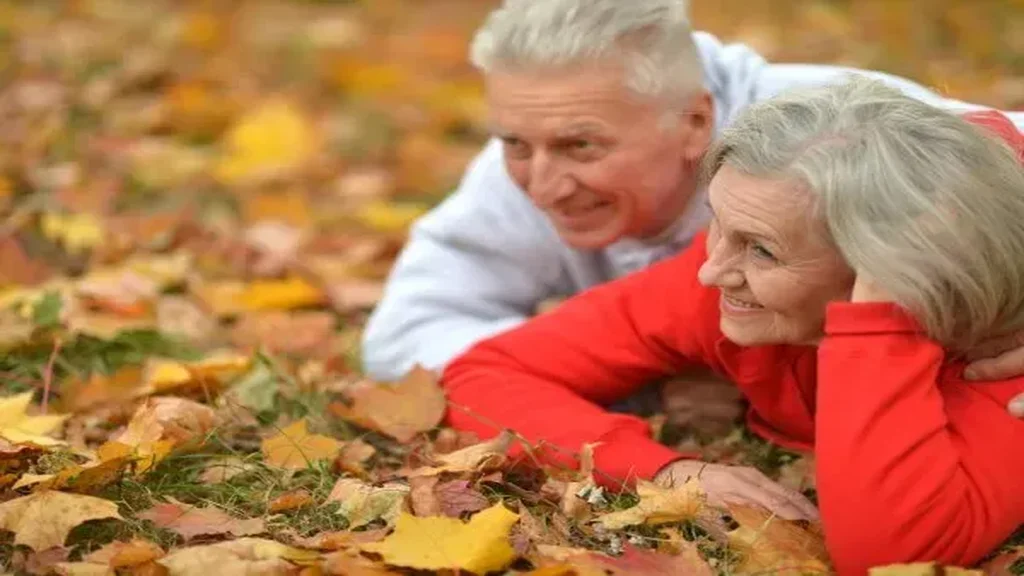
[
  {"xmin": 0, "ymin": 491, "xmax": 122, "ymax": 550},
  {"xmin": 323, "ymin": 551, "xmax": 401, "ymax": 575},
  {"xmin": 726, "ymin": 504, "xmax": 831, "ymax": 575},
  {"xmin": 412, "ymin": 479, "xmax": 490, "ymax": 518},
  {"xmin": 262, "ymin": 419, "xmax": 343, "ymax": 470},
  {"xmin": 268, "ymin": 489, "xmax": 313, "ymax": 513},
  {"xmin": 138, "ymin": 498, "xmax": 265, "ymax": 540},
  {"xmin": 0, "ymin": 392, "xmax": 69, "ymax": 446},
  {"xmin": 586, "ymin": 544, "xmax": 714, "ymax": 576},
  {"xmin": 144, "ymin": 353, "xmax": 252, "ymax": 394},
  {"xmin": 409, "ymin": 430, "xmax": 513, "ymax": 476},
  {"xmin": 16, "ymin": 546, "xmax": 71, "ymax": 575},
  {"xmin": 329, "ymin": 366, "xmax": 445, "ymax": 443},
  {"xmin": 158, "ymin": 538, "xmax": 319, "ymax": 575},
  {"xmin": 290, "ymin": 528, "xmax": 388, "ymax": 551},
  {"xmin": 595, "ymin": 478, "xmax": 704, "ymax": 530},
  {"xmin": 193, "ymin": 277, "xmax": 326, "ymax": 317},
  {"xmin": 40, "ymin": 212, "xmax": 105, "ymax": 255},
  {"xmin": 97, "ymin": 396, "xmax": 216, "ymax": 473},
  {"xmin": 73, "ymin": 539, "xmax": 165, "ymax": 571},
  {"xmin": 198, "ymin": 456, "xmax": 257, "ymax": 483},
  {"xmin": 215, "ymin": 99, "xmax": 319, "ymax": 185},
  {"xmin": 980, "ymin": 546, "xmax": 1024, "ymax": 576},
  {"xmin": 361, "ymin": 503, "xmax": 520, "ymax": 574},
  {"xmin": 229, "ymin": 310, "xmax": 335, "ymax": 356},
  {"xmin": 327, "ymin": 477, "xmax": 409, "ymax": 529},
  {"xmin": 336, "ymin": 438, "xmax": 376, "ymax": 476}
]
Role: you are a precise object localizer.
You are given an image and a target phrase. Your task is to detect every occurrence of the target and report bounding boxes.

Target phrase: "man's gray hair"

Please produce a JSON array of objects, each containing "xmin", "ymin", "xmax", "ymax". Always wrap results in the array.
[
  {"xmin": 469, "ymin": 0, "xmax": 703, "ymax": 103},
  {"xmin": 703, "ymin": 76, "xmax": 1024, "ymax": 351}
]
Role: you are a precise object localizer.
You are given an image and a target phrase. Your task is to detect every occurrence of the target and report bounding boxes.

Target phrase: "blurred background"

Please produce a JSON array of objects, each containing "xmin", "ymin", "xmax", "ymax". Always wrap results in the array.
[{"xmin": 0, "ymin": 0, "xmax": 1020, "ymax": 364}]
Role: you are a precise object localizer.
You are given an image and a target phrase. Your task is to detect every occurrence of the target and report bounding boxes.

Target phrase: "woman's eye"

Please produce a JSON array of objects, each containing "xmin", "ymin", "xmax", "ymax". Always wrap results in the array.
[{"xmin": 750, "ymin": 243, "xmax": 777, "ymax": 261}]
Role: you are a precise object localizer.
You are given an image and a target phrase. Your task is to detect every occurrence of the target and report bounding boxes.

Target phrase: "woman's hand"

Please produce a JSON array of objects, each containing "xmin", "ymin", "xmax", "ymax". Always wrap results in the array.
[{"xmin": 654, "ymin": 460, "xmax": 819, "ymax": 521}]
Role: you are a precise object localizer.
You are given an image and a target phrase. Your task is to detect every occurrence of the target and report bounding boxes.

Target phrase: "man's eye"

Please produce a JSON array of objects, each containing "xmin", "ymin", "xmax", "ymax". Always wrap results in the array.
[{"xmin": 502, "ymin": 138, "xmax": 530, "ymax": 157}]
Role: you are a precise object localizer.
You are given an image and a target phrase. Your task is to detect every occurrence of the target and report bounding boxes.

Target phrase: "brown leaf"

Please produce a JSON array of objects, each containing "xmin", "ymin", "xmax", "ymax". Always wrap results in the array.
[
  {"xmin": 0, "ymin": 235, "xmax": 53, "ymax": 286},
  {"xmin": 157, "ymin": 538, "xmax": 319, "ymax": 575},
  {"xmin": 289, "ymin": 528, "xmax": 388, "ymax": 551},
  {"xmin": 16, "ymin": 547, "xmax": 70, "ymax": 575},
  {"xmin": 229, "ymin": 310, "xmax": 335, "ymax": 356},
  {"xmin": 329, "ymin": 366, "xmax": 445, "ymax": 442},
  {"xmin": 268, "ymin": 490, "xmax": 313, "ymax": 513},
  {"xmin": 0, "ymin": 491, "xmax": 122, "ymax": 550},
  {"xmin": 409, "ymin": 475, "xmax": 441, "ymax": 517},
  {"xmin": 138, "ymin": 498, "xmax": 265, "ymax": 540},
  {"xmin": 409, "ymin": 430, "xmax": 513, "ymax": 476},
  {"xmin": 336, "ymin": 438, "xmax": 376, "ymax": 476},
  {"xmin": 84, "ymin": 539, "xmax": 165, "ymax": 568},
  {"xmin": 434, "ymin": 480, "xmax": 490, "ymax": 517},
  {"xmin": 981, "ymin": 547, "xmax": 1024, "ymax": 576},
  {"xmin": 726, "ymin": 504, "xmax": 831, "ymax": 575}
]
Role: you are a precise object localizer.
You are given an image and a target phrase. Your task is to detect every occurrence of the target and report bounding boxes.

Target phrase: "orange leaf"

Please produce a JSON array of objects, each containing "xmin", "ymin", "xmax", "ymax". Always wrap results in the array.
[
  {"xmin": 138, "ymin": 498, "xmax": 265, "ymax": 540},
  {"xmin": 268, "ymin": 490, "xmax": 313, "ymax": 513},
  {"xmin": 261, "ymin": 419, "xmax": 343, "ymax": 470},
  {"xmin": 329, "ymin": 366, "xmax": 445, "ymax": 442}
]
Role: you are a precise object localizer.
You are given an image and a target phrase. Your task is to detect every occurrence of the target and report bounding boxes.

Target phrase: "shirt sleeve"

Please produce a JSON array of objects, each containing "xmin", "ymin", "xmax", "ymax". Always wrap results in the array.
[
  {"xmin": 815, "ymin": 302, "xmax": 1024, "ymax": 574},
  {"xmin": 361, "ymin": 140, "xmax": 568, "ymax": 381},
  {"xmin": 442, "ymin": 234, "xmax": 721, "ymax": 486}
]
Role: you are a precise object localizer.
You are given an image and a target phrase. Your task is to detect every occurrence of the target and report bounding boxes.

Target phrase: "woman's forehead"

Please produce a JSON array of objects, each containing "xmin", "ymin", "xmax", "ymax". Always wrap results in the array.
[{"xmin": 708, "ymin": 167, "xmax": 820, "ymax": 241}]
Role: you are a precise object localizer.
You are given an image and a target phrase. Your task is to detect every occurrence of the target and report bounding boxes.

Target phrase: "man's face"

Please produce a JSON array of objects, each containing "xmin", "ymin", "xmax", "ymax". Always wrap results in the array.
[{"xmin": 485, "ymin": 65, "xmax": 712, "ymax": 248}]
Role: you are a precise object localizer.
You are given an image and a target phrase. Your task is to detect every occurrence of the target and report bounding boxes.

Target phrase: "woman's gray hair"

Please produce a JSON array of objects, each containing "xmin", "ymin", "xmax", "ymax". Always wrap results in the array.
[
  {"xmin": 469, "ymin": 0, "xmax": 703, "ymax": 104},
  {"xmin": 703, "ymin": 76, "xmax": 1024, "ymax": 351}
]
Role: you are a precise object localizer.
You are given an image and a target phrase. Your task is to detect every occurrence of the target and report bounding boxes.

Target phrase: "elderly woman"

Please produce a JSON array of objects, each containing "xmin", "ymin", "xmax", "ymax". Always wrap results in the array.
[
  {"xmin": 365, "ymin": 0, "xmax": 1024, "ymax": 424},
  {"xmin": 441, "ymin": 78, "xmax": 1024, "ymax": 574}
]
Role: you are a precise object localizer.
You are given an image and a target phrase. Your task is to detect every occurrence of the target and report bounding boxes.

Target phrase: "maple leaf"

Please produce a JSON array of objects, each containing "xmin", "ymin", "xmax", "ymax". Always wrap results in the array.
[
  {"xmin": 595, "ymin": 478, "xmax": 705, "ymax": 530},
  {"xmin": 329, "ymin": 365, "xmax": 445, "ymax": 443},
  {"xmin": 137, "ymin": 497, "xmax": 265, "ymax": 540},
  {"xmin": 327, "ymin": 477, "xmax": 409, "ymax": 529},
  {"xmin": 0, "ymin": 392, "xmax": 69, "ymax": 446},
  {"xmin": 534, "ymin": 543, "xmax": 714, "ymax": 576},
  {"xmin": 143, "ymin": 353, "xmax": 252, "ymax": 394},
  {"xmin": 323, "ymin": 552, "xmax": 402, "ymax": 576},
  {"xmin": 409, "ymin": 429, "xmax": 513, "ymax": 476},
  {"xmin": 192, "ymin": 277, "xmax": 326, "ymax": 317},
  {"xmin": 261, "ymin": 419, "xmax": 343, "ymax": 470},
  {"xmin": 215, "ymin": 99, "xmax": 319, "ymax": 185},
  {"xmin": 726, "ymin": 504, "xmax": 831, "ymax": 575},
  {"xmin": 290, "ymin": 528, "xmax": 388, "ymax": 552},
  {"xmin": 0, "ymin": 491, "xmax": 122, "ymax": 550},
  {"xmin": 157, "ymin": 538, "xmax": 320, "ymax": 575},
  {"xmin": 361, "ymin": 503, "xmax": 520, "ymax": 574},
  {"xmin": 410, "ymin": 476, "xmax": 489, "ymax": 518},
  {"xmin": 56, "ymin": 538, "xmax": 166, "ymax": 574},
  {"xmin": 268, "ymin": 489, "xmax": 313, "ymax": 513},
  {"xmin": 96, "ymin": 396, "xmax": 216, "ymax": 474},
  {"xmin": 336, "ymin": 437, "xmax": 377, "ymax": 477},
  {"xmin": 40, "ymin": 212, "xmax": 105, "ymax": 255}
]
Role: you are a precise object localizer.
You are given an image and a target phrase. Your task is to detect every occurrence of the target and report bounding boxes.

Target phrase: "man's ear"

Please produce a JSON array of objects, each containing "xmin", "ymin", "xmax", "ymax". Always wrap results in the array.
[{"xmin": 680, "ymin": 91, "xmax": 714, "ymax": 162}]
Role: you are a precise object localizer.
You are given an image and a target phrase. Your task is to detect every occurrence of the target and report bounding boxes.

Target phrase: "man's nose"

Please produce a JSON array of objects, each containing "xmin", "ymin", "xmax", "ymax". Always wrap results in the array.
[{"xmin": 526, "ymin": 153, "xmax": 574, "ymax": 207}]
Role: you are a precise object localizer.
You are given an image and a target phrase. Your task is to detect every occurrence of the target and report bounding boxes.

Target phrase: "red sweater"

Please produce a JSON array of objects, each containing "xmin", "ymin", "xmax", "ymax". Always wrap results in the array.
[{"xmin": 442, "ymin": 233, "xmax": 1024, "ymax": 574}]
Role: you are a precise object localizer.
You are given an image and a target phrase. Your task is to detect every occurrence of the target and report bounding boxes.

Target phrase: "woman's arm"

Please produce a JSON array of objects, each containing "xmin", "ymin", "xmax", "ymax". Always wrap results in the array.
[
  {"xmin": 442, "ymin": 235, "xmax": 720, "ymax": 486},
  {"xmin": 815, "ymin": 301, "xmax": 1024, "ymax": 574}
]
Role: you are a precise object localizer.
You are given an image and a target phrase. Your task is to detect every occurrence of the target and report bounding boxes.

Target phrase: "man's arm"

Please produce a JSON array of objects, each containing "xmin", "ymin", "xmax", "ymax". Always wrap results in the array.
[{"xmin": 361, "ymin": 140, "xmax": 568, "ymax": 381}]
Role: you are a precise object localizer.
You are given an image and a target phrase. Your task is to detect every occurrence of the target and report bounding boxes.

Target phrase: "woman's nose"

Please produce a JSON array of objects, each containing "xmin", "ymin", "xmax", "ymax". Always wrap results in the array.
[{"xmin": 698, "ymin": 250, "xmax": 744, "ymax": 288}]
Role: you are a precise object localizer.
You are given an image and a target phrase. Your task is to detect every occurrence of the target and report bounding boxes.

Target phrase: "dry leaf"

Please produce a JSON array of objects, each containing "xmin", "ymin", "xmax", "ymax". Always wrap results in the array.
[
  {"xmin": 595, "ymin": 478, "xmax": 705, "ymax": 530},
  {"xmin": 0, "ymin": 392, "xmax": 69, "ymax": 446},
  {"xmin": 229, "ymin": 310, "xmax": 335, "ymax": 356},
  {"xmin": 290, "ymin": 528, "xmax": 388, "ymax": 551},
  {"xmin": 327, "ymin": 477, "xmax": 409, "ymax": 529},
  {"xmin": 215, "ymin": 99, "xmax": 319, "ymax": 185},
  {"xmin": 56, "ymin": 539, "xmax": 166, "ymax": 574},
  {"xmin": 329, "ymin": 366, "xmax": 445, "ymax": 443},
  {"xmin": 98, "ymin": 396, "xmax": 216, "ymax": 474},
  {"xmin": 198, "ymin": 456, "xmax": 257, "ymax": 483},
  {"xmin": 158, "ymin": 538, "xmax": 319, "ymax": 575},
  {"xmin": 409, "ymin": 430, "xmax": 513, "ymax": 477},
  {"xmin": 980, "ymin": 546, "xmax": 1024, "ymax": 576},
  {"xmin": 323, "ymin": 551, "xmax": 401, "ymax": 575},
  {"xmin": 144, "ymin": 354, "xmax": 252, "ymax": 394},
  {"xmin": 261, "ymin": 419, "xmax": 343, "ymax": 470},
  {"xmin": 0, "ymin": 491, "xmax": 122, "ymax": 550},
  {"xmin": 726, "ymin": 504, "xmax": 831, "ymax": 575},
  {"xmin": 433, "ymin": 480, "xmax": 490, "ymax": 517},
  {"xmin": 336, "ymin": 438, "xmax": 376, "ymax": 476},
  {"xmin": 361, "ymin": 503, "xmax": 520, "ymax": 574},
  {"xmin": 138, "ymin": 498, "xmax": 265, "ymax": 540},
  {"xmin": 194, "ymin": 277, "xmax": 326, "ymax": 317},
  {"xmin": 268, "ymin": 490, "xmax": 313, "ymax": 513}
]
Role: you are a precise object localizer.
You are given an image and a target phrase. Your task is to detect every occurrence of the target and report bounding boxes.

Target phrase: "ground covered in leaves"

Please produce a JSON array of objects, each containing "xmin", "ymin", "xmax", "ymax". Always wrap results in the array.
[{"xmin": 0, "ymin": 1, "xmax": 1021, "ymax": 575}]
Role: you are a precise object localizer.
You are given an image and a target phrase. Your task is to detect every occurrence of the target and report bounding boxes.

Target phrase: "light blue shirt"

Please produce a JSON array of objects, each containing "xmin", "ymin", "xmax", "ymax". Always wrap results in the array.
[{"xmin": 362, "ymin": 31, "xmax": 1024, "ymax": 381}]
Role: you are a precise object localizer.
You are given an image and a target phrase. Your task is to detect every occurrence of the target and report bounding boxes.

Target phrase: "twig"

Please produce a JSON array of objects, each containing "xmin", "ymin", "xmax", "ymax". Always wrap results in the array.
[{"xmin": 40, "ymin": 337, "xmax": 63, "ymax": 414}]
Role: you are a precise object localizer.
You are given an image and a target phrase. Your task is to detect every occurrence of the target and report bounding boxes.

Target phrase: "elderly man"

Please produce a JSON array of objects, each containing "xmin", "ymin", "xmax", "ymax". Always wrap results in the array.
[{"xmin": 363, "ymin": 0, "xmax": 1024, "ymax": 420}]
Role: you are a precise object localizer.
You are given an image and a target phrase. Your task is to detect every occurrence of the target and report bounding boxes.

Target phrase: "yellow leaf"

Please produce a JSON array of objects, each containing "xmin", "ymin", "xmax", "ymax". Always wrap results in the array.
[
  {"xmin": 0, "ymin": 392, "xmax": 68, "ymax": 447},
  {"xmin": 241, "ymin": 188, "xmax": 313, "ymax": 228},
  {"xmin": 144, "ymin": 353, "xmax": 251, "ymax": 392},
  {"xmin": 726, "ymin": 504, "xmax": 831, "ymax": 575},
  {"xmin": 215, "ymin": 99, "xmax": 318, "ymax": 185},
  {"xmin": 354, "ymin": 200, "xmax": 428, "ymax": 234},
  {"xmin": 40, "ymin": 212, "xmax": 105, "ymax": 254},
  {"xmin": 595, "ymin": 478, "xmax": 705, "ymax": 530},
  {"xmin": 327, "ymin": 478, "xmax": 409, "ymax": 529},
  {"xmin": 158, "ymin": 538, "xmax": 319, "ymax": 575},
  {"xmin": 261, "ymin": 419, "xmax": 342, "ymax": 470},
  {"xmin": 361, "ymin": 503, "xmax": 520, "ymax": 574},
  {"xmin": 194, "ymin": 277, "xmax": 325, "ymax": 317},
  {"xmin": 0, "ymin": 491, "xmax": 121, "ymax": 550}
]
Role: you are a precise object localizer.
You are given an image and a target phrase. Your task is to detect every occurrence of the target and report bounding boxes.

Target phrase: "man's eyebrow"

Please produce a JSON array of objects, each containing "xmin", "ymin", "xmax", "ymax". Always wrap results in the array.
[{"xmin": 555, "ymin": 122, "xmax": 605, "ymax": 138}]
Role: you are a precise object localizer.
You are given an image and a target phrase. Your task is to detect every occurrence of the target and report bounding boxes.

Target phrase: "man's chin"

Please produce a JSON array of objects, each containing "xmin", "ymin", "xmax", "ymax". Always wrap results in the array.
[{"xmin": 558, "ymin": 226, "xmax": 625, "ymax": 249}]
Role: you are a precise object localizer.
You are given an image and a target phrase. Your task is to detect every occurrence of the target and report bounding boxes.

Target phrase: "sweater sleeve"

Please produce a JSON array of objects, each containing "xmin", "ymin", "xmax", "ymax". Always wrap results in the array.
[
  {"xmin": 815, "ymin": 302, "xmax": 1024, "ymax": 574},
  {"xmin": 442, "ymin": 234, "xmax": 719, "ymax": 486},
  {"xmin": 361, "ymin": 140, "xmax": 568, "ymax": 381}
]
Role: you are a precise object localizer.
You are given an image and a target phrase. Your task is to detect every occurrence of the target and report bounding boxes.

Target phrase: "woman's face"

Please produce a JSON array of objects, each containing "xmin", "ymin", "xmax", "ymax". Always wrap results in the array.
[{"xmin": 697, "ymin": 166, "xmax": 855, "ymax": 346}]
